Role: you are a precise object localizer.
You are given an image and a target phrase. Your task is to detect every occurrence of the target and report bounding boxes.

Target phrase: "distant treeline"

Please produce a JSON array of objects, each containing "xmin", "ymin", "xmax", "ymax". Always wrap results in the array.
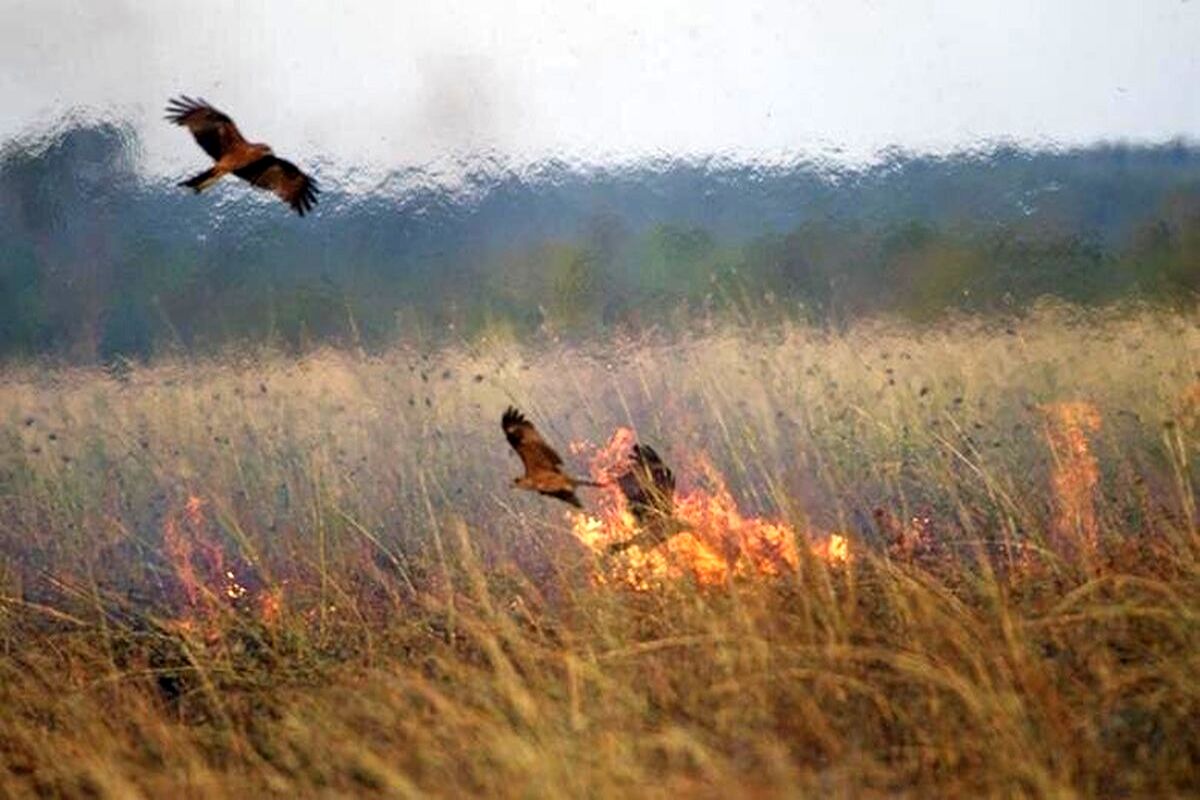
[{"xmin": 1, "ymin": 120, "xmax": 1197, "ymax": 361}]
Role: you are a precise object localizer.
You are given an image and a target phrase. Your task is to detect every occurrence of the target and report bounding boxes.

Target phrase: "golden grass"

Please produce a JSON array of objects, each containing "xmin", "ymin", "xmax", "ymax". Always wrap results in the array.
[{"xmin": 0, "ymin": 304, "xmax": 1197, "ymax": 798}]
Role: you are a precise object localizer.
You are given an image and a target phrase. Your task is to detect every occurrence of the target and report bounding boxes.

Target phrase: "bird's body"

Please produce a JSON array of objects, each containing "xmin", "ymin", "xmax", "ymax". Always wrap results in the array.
[
  {"xmin": 501, "ymin": 406, "xmax": 601, "ymax": 508},
  {"xmin": 616, "ymin": 444, "xmax": 675, "ymax": 523},
  {"xmin": 166, "ymin": 96, "xmax": 318, "ymax": 216},
  {"xmin": 609, "ymin": 443, "xmax": 689, "ymax": 553}
]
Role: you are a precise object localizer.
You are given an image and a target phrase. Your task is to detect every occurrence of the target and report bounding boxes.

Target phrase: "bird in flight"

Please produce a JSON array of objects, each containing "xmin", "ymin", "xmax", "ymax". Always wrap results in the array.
[
  {"xmin": 501, "ymin": 406, "xmax": 602, "ymax": 508},
  {"xmin": 166, "ymin": 96, "xmax": 319, "ymax": 216},
  {"xmin": 608, "ymin": 443, "xmax": 689, "ymax": 553}
]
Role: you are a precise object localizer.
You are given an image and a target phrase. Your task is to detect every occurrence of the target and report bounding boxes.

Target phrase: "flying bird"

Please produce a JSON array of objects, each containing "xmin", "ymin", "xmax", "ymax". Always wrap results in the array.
[
  {"xmin": 501, "ymin": 406, "xmax": 601, "ymax": 508},
  {"xmin": 166, "ymin": 96, "xmax": 318, "ymax": 216},
  {"xmin": 608, "ymin": 443, "xmax": 689, "ymax": 553}
]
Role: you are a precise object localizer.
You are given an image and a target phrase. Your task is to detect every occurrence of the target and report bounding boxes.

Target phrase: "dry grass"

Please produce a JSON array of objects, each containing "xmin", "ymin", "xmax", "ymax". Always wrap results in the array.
[{"xmin": 0, "ymin": 304, "xmax": 1197, "ymax": 798}]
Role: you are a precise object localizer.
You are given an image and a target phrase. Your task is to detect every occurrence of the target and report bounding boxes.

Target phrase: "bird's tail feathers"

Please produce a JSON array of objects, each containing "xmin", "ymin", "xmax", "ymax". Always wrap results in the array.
[
  {"xmin": 180, "ymin": 168, "xmax": 223, "ymax": 193},
  {"xmin": 573, "ymin": 478, "xmax": 607, "ymax": 488}
]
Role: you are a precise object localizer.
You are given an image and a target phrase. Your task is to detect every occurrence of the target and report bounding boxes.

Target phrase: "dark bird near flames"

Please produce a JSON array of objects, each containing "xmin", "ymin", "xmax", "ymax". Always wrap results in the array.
[
  {"xmin": 501, "ymin": 406, "xmax": 601, "ymax": 508},
  {"xmin": 608, "ymin": 443, "xmax": 690, "ymax": 553},
  {"xmin": 166, "ymin": 96, "xmax": 319, "ymax": 216}
]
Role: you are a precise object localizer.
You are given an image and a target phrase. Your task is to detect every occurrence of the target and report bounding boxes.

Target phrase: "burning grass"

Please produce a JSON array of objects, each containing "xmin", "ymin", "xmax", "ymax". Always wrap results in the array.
[
  {"xmin": 0, "ymin": 304, "xmax": 1197, "ymax": 797},
  {"xmin": 569, "ymin": 427, "xmax": 832, "ymax": 589}
]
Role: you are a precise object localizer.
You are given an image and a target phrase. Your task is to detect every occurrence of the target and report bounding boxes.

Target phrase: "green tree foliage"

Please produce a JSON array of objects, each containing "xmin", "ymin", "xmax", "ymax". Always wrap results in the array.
[
  {"xmin": 1124, "ymin": 190, "xmax": 1200, "ymax": 301},
  {"xmin": 1, "ymin": 123, "xmax": 1197, "ymax": 361},
  {"xmin": 0, "ymin": 243, "xmax": 49, "ymax": 354}
]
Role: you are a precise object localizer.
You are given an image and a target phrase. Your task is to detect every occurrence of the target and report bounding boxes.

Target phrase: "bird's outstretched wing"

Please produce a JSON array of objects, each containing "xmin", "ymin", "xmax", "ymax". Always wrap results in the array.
[
  {"xmin": 165, "ymin": 96, "xmax": 246, "ymax": 161},
  {"xmin": 234, "ymin": 156, "xmax": 320, "ymax": 216},
  {"xmin": 502, "ymin": 406, "xmax": 565, "ymax": 478},
  {"xmin": 617, "ymin": 443, "xmax": 675, "ymax": 524}
]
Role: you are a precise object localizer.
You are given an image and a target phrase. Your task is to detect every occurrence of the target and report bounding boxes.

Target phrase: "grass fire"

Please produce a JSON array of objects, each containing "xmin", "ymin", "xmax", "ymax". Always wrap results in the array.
[{"xmin": 0, "ymin": 307, "xmax": 1196, "ymax": 797}]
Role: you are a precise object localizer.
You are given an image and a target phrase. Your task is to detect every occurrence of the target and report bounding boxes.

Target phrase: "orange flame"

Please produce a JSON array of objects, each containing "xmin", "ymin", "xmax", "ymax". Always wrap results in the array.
[
  {"xmin": 812, "ymin": 533, "xmax": 851, "ymax": 565},
  {"xmin": 257, "ymin": 586, "xmax": 285, "ymax": 629},
  {"xmin": 184, "ymin": 494, "xmax": 205, "ymax": 527},
  {"xmin": 1040, "ymin": 402, "xmax": 1102, "ymax": 557},
  {"xmin": 569, "ymin": 428, "xmax": 849, "ymax": 589},
  {"xmin": 162, "ymin": 493, "xmax": 282, "ymax": 637},
  {"xmin": 163, "ymin": 495, "xmax": 225, "ymax": 613}
]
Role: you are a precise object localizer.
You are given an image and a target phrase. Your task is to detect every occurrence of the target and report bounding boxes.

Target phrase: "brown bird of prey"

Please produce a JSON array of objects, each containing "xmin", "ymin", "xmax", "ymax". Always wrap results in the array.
[
  {"xmin": 166, "ymin": 96, "xmax": 319, "ymax": 216},
  {"xmin": 502, "ymin": 406, "xmax": 601, "ymax": 508},
  {"xmin": 608, "ymin": 443, "xmax": 689, "ymax": 553}
]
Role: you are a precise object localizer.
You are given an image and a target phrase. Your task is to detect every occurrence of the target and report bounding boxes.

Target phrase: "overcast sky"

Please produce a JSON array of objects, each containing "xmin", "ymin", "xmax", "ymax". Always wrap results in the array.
[{"xmin": 1, "ymin": 0, "xmax": 1197, "ymax": 177}]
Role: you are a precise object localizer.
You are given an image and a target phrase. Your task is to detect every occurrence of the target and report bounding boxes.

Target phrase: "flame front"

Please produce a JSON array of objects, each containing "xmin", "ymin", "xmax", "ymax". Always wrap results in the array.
[
  {"xmin": 162, "ymin": 493, "xmax": 282, "ymax": 639},
  {"xmin": 1040, "ymin": 402, "xmax": 1102, "ymax": 557},
  {"xmin": 570, "ymin": 428, "xmax": 849, "ymax": 589}
]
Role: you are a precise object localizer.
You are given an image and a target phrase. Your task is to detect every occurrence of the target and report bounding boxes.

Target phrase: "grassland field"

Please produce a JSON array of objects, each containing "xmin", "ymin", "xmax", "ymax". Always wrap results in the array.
[{"xmin": 0, "ymin": 304, "xmax": 1197, "ymax": 798}]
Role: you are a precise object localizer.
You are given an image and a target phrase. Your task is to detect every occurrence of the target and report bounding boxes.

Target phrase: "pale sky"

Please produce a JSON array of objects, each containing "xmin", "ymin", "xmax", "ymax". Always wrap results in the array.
[{"xmin": 1, "ymin": 0, "xmax": 1197, "ymax": 179}]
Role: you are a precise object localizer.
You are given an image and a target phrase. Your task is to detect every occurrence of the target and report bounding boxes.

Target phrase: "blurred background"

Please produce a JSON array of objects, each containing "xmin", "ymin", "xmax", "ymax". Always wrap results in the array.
[{"xmin": 1, "ymin": 0, "xmax": 1197, "ymax": 362}]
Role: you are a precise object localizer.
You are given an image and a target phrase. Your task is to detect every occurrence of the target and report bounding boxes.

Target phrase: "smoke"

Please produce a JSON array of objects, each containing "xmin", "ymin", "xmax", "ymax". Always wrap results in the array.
[
  {"xmin": 3, "ymin": 0, "xmax": 1198, "ymax": 179},
  {"xmin": 407, "ymin": 53, "xmax": 516, "ymax": 157},
  {"xmin": 0, "ymin": 0, "xmax": 148, "ymax": 132}
]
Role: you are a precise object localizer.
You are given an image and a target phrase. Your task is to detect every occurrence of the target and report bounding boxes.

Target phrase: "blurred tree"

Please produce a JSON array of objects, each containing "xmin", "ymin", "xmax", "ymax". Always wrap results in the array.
[
  {"xmin": 639, "ymin": 224, "xmax": 715, "ymax": 294},
  {"xmin": 1123, "ymin": 189, "xmax": 1200, "ymax": 302},
  {"xmin": 0, "ymin": 243, "xmax": 50, "ymax": 354},
  {"xmin": 1, "ymin": 120, "xmax": 1199, "ymax": 359},
  {"xmin": 0, "ymin": 121, "xmax": 137, "ymax": 359},
  {"xmin": 880, "ymin": 223, "xmax": 987, "ymax": 321}
]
